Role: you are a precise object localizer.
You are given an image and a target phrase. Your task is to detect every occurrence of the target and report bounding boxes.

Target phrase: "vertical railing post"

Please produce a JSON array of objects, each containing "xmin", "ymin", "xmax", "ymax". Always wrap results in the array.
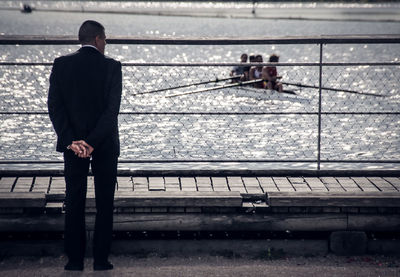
[{"xmin": 317, "ymin": 43, "xmax": 323, "ymax": 170}]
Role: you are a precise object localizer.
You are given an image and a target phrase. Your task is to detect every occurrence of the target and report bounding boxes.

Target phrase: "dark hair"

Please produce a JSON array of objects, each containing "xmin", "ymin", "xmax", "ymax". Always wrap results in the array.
[
  {"xmin": 269, "ymin": 54, "xmax": 279, "ymax": 62},
  {"xmin": 78, "ymin": 20, "xmax": 105, "ymax": 44}
]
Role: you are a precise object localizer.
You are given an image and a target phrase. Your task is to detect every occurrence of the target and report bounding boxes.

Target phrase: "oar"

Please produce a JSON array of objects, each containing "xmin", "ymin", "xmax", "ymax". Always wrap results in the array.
[
  {"xmin": 166, "ymin": 79, "xmax": 263, "ymax": 98},
  {"xmin": 282, "ymin": 89, "xmax": 297, "ymax": 95},
  {"xmin": 136, "ymin": 75, "xmax": 242, "ymax": 95},
  {"xmin": 282, "ymin": 81, "xmax": 385, "ymax": 97},
  {"xmin": 241, "ymin": 86, "xmax": 297, "ymax": 95}
]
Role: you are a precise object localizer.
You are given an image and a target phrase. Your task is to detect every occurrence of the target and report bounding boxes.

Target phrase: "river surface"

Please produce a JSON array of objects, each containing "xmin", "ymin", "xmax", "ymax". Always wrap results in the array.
[{"xmin": 0, "ymin": 1, "xmax": 399, "ymax": 171}]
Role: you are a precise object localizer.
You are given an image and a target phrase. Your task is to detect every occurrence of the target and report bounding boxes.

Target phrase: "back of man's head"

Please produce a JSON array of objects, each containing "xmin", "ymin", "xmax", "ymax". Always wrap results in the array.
[{"xmin": 78, "ymin": 20, "xmax": 105, "ymax": 44}]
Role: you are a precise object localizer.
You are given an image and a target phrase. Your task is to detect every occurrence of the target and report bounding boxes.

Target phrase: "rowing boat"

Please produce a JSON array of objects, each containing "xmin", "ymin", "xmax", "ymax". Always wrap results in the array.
[{"xmin": 233, "ymin": 86, "xmax": 311, "ymax": 104}]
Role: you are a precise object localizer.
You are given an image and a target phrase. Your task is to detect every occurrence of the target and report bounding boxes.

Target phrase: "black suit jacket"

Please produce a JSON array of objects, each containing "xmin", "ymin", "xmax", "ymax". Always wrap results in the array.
[{"xmin": 48, "ymin": 47, "xmax": 122, "ymax": 156}]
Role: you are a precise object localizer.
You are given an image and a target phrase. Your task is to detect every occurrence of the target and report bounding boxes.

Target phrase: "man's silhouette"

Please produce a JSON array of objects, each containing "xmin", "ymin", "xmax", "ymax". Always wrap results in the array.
[{"xmin": 48, "ymin": 20, "xmax": 122, "ymax": 271}]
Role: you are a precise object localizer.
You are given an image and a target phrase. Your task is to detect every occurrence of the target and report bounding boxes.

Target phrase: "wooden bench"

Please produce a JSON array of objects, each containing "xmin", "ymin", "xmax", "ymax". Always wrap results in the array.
[{"xmin": 0, "ymin": 176, "xmax": 399, "ymax": 232}]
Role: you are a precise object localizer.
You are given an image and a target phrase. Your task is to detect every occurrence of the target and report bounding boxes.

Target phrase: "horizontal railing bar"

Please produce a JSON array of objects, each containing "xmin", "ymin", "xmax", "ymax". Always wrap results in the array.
[
  {"xmin": 122, "ymin": 62, "xmax": 400, "ymax": 67},
  {"xmin": 0, "ymin": 159, "xmax": 399, "ymax": 164},
  {"xmin": 1, "ymin": 112, "xmax": 400, "ymax": 115},
  {"xmin": 0, "ymin": 111, "xmax": 316, "ymax": 115},
  {"xmin": 1, "ymin": 35, "xmax": 400, "ymax": 45},
  {"xmin": 1, "ymin": 62, "xmax": 399, "ymax": 67},
  {"xmin": 1, "ymin": 169, "xmax": 399, "ymax": 178}
]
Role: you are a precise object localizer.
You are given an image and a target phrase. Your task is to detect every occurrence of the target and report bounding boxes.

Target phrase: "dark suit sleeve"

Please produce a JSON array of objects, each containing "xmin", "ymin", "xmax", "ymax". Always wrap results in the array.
[
  {"xmin": 48, "ymin": 58, "xmax": 74, "ymax": 151},
  {"xmin": 86, "ymin": 61, "xmax": 122, "ymax": 150}
]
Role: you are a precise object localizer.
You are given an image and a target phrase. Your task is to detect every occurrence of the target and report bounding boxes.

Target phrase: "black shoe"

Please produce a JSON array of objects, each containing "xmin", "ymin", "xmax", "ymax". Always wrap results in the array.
[
  {"xmin": 93, "ymin": 261, "xmax": 113, "ymax": 271},
  {"xmin": 64, "ymin": 261, "xmax": 84, "ymax": 271}
]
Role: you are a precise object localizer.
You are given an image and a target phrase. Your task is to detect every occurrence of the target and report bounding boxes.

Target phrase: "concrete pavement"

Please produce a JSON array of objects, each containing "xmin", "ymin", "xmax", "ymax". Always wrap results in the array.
[{"xmin": 1, "ymin": 254, "xmax": 399, "ymax": 277}]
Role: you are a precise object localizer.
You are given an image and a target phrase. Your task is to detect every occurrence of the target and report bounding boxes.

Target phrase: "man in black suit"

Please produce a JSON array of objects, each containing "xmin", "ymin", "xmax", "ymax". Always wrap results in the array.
[{"xmin": 48, "ymin": 20, "xmax": 122, "ymax": 271}]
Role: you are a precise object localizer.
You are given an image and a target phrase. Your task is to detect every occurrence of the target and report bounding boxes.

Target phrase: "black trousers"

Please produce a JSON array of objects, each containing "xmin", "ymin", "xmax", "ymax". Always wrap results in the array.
[{"xmin": 63, "ymin": 149, "xmax": 117, "ymax": 263}]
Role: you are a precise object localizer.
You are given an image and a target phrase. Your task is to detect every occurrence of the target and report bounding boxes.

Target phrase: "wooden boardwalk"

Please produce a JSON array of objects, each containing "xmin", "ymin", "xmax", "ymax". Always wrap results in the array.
[
  {"xmin": 0, "ymin": 175, "xmax": 399, "ymax": 233},
  {"xmin": 2, "ymin": 176, "xmax": 400, "ymax": 194}
]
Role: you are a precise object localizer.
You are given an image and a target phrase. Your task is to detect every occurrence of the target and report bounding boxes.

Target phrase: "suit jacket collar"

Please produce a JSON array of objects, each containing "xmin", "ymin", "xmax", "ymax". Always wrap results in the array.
[{"xmin": 79, "ymin": 46, "xmax": 103, "ymax": 55}]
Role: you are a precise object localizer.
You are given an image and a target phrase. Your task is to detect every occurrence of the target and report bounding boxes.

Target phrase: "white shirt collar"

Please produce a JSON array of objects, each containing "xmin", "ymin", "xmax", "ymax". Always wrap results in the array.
[{"xmin": 82, "ymin": 45, "xmax": 99, "ymax": 52}]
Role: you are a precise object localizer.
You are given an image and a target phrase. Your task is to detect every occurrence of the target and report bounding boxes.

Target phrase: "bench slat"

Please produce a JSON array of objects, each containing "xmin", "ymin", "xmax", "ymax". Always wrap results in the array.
[
  {"xmin": 267, "ymin": 191, "xmax": 400, "ymax": 207},
  {"xmin": 13, "ymin": 177, "xmax": 33, "ymax": 192},
  {"xmin": 369, "ymin": 177, "xmax": 397, "ymax": 191},
  {"xmin": 164, "ymin": 177, "xmax": 181, "ymax": 192},
  {"xmin": 196, "ymin": 177, "xmax": 213, "ymax": 192},
  {"xmin": 148, "ymin": 177, "xmax": 165, "ymax": 191},
  {"xmin": 0, "ymin": 192, "xmax": 46, "ymax": 208},
  {"xmin": 180, "ymin": 177, "xmax": 197, "ymax": 192},
  {"xmin": 109, "ymin": 191, "xmax": 243, "ymax": 208},
  {"xmin": 273, "ymin": 177, "xmax": 295, "ymax": 192},
  {"xmin": 0, "ymin": 177, "xmax": 16, "ymax": 192},
  {"xmin": 227, "ymin": 177, "xmax": 247, "ymax": 193}
]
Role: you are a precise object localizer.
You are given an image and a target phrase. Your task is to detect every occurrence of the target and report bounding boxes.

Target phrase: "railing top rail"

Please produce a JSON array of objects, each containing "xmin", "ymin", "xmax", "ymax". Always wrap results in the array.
[
  {"xmin": 1, "ymin": 34, "xmax": 399, "ymax": 45},
  {"xmin": 123, "ymin": 62, "xmax": 400, "ymax": 67},
  {"xmin": 1, "ymin": 62, "xmax": 399, "ymax": 67}
]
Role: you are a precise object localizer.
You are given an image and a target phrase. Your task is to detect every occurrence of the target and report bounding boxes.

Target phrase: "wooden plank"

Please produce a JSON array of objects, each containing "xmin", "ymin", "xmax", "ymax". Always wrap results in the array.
[
  {"xmin": 257, "ymin": 177, "xmax": 278, "ymax": 192},
  {"xmin": 168, "ymin": 207, "xmax": 185, "ymax": 213},
  {"xmin": 180, "ymin": 177, "xmax": 197, "ymax": 192},
  {"xmin": 0, "ymin": 177, "xmax": 16, "ymax": 192},
  {"xmin": 348, "ymin": 214, "xmax": 400, "ymax": 231},
  {"xmin": 185, "ymin": 207, "xmax": 202, "ymax": 213},
  {"xmin": 289, "ymin": 177, "xmax": 311, "ymax": 192},
  {"xmin": 132, "ymin": 177, "xmax": 148, "ymax": 192},
  {"xmin": 118, "ymin": 177, "xmax": 133, "ymax": 191},
  {"xmin": 0, "ymin": 192, "xmax": 46, "ymax": 208},
  {"xmin": 49, "ymin": 177, "xmax": 65, "ymax": 193},
  {"xmin": 45, "ymin": 202, "xmax": 63, "ymax": 214},
  {"xmin": 32, "ymin": 177, "xmax": 50, "ymax": 193},
  {"xmin": 112, "ymin": 191, "xmax": 242, "ymax": 208},
  {"xmin": 0, "ymin": 213, "xmax": 348, "ymax": 232},
  {"xmin": 227, "ymin": 177, "xmax": 247, "ymax": 193},
  {"xmin": 195, "ymin": 177, "xmax": 213, "ymax": 192},
  {"xmin": 164, "ymin": 177, "xmax": 181, "ymax": 192},
  {"xmin": 268, "ymin": 191, "xmax": 400, "ymax": 207},
  {"xmin": 134, "ymin": 207, "xmax": 152, "ymax": 213},
  {"xmin": 110, "ymin": 213, "xmax": 348, "ymax": 232},
  {"xmin": 368, "ymin": 177, "xmax": 397, "ymax": 192},
  {"xmin": 351, "ymin": 177, "xmax": 380, "ymax": 192},
  {"xmin": 323, "ymin": 207, "xmax": 341, "ymax": 213},
  {"xmin": 384, "ymin": 177, "xmax": 400, "ymax": 191},
  {"xmin": 211, "ymin": 177, "xmax": 229, "ymax": 192},
  {"xmin": 196, "ymin": 177, "xmax": 211, "ymax": 186},
  {"xmin": 304, "ymin": 177, "xmax": 327, "ymax": 192},
  {"xmin": 336, "ymin": 177, "xmax": 362, "ymax": 192},
  {"xmin": 0, "ymin": 214, "xmax": 65, "ymax": 232},
  {"xmin": 242, "ymin": 177, "xmax": 263, "ymax": 193},
  {"xmin": 320, "ymin": 177, "xmax": 345, "ymax": 192},
  {"xmin": 151, "ymin": 207, "xmax": 168, "ymax": 213},
  {"xmin": 45, "ymin": 193, "xmax": 65, "ymax": 202},
  {"xmin": 12, "ymin": 177, "xmax": 33, "ymax": 192},
  {"xmin": 148, "ymin": 177, "xmax": 165, "ymax": 191},
  {"xmin": 273, "ymin": 177, "xmax": 294, "ymax": 192}
]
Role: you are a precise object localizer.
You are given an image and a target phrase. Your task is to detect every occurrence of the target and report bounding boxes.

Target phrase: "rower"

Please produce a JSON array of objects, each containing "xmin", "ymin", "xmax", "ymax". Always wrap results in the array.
[
  {"xmin": 262, "ymin": 54, "xmax": 283, "ymax": 92},
  {"xmin": 249, "ymin": 54, "xmax": 264, "ymax": 88},
  {"xmin": 230, "ymin": 53, "xmax": 248, "ymax": 82},
  {"xmin": 21, "ymin": 4, "xmax": 33, "ymax": 13},
  {"xmin": 243, "ymin": 54, "xmax": 256, "ymax": 81}
]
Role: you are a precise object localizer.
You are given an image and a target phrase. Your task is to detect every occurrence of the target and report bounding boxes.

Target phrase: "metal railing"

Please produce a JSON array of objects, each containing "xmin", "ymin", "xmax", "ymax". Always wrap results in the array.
[{"xmin": 0, "ymin": 35, "xmax": 399, "ymax": 170}]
